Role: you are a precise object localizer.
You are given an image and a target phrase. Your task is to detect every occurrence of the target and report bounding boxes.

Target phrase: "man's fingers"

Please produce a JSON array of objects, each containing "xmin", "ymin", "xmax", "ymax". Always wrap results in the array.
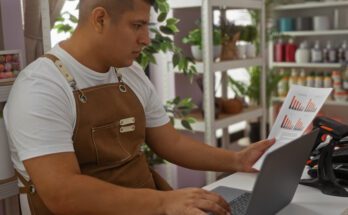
[
  {"xmin": 202, "ymin": 190, "xmax": 230, "ymax": 212},
  {"xmin": 254, "ymin": 138, "xmax": 276, "ymax": 152},
  {"xmin": 194, "ymin": 199, "xmax": 230, "ymax": 215}
]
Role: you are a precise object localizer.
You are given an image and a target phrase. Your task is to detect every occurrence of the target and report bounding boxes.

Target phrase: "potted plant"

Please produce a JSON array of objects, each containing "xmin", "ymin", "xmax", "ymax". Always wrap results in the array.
[
  {"xmin": 237, "ymin": 25, "xmax": 258, "ymax": 59},
  {"xmin": 182, "ymin": 26, "xmax": 222, "ymax": 61}
]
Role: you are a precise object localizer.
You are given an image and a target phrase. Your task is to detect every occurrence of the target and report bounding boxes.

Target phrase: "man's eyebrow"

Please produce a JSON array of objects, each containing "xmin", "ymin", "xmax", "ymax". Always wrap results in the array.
[{"xmin": 134, "ymin": 20, "xmax": 149, "ymax": 25}]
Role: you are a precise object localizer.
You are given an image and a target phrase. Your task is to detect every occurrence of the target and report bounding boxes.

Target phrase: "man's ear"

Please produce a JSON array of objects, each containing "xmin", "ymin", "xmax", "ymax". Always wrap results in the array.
[{"xmin": 90, "ymin": 7, "xmax": 108, "ymax": 33}]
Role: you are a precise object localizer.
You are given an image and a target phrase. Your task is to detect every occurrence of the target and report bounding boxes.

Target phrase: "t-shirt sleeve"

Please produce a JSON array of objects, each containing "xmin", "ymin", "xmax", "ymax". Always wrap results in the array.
[
  {"xmin": 4, "ymin": 68, "xmax": 75, "ymax": 161},
  {"xmin": 129, "ymin": 63, "xmax": 170, "ymax": 128},
  {"xmin": 144, "ymin": 83, "xmax": 170, "ymax": 128}
]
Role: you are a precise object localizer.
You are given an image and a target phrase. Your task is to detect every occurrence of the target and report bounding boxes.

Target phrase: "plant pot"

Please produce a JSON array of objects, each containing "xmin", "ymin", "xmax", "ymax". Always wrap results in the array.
[
  {"xmin": 220, "ymin": 32, "xmax": 240, "ymax": 60},
  {"xmin": 221, "ymin": 98, "xmax": 244, "ymax": 115},
  {"xmin": 191, "ymin": 45, "xmax": 222, "ymax": 62}
]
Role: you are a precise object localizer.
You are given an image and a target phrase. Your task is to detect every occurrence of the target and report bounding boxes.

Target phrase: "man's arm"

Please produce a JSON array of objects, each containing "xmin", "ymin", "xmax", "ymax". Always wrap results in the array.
[
  {"xmin": 145, "ymin": 123, "xmax": 275, "ymax": 173},
  {"xmin": 24, "ymin": 152, "xmax": 231, "ymax": 215}
]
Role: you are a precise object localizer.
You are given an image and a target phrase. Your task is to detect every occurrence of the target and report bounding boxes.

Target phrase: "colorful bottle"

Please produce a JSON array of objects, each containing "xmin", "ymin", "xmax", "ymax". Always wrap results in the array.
[
  {"xmin": 338, "ymin": 41, "xmax": 347, "ymax": 63},
  {"xmin": 323, "ymin": 72, "xmax": 333, "ymax": 88},
  {"xmin": 298, "ymin": 70, "xmax": 307, "ymax": 86},
  {"xmin": 285, "ymin": 38, "xmax": 297, "ymax": 62},
  {"xmin": 306, "ymin": 72, "xmax": 315, "ymax": 87},
  {"xmin": 277, "ymin": 69, "xmax": 289, "ymax": 97},
  {"xmin": 342, "ymin": 67, "xmax": 348, "ymax": 90},
  {"xmin": 314, "ymin": 72, "xmax": 324, "ymax": 88},
  {"xmin": 295, "ymin": 41, "xmax": 310, "ymax": 63},
  {"xmin": 311, "ymin": 41, "xmax": 323, "ymax": 63},
  {"xmin": 288, "ymin": 69, "xmax": 298, "ymax": 88},
  {"xmin": 274, "ymin": 38, "xmax": 285, "ymax": 62}
]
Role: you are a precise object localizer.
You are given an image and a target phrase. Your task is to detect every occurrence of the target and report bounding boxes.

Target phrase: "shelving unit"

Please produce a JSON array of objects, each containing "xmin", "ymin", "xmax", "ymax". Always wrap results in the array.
[
  {"xmin": 166, "ymin": 0, "xmax": 267, "ymax": 183},
  {"xmin": 279, "ymin": 30, "xmax": 348, "ymax": 37},
  {"xmin": 269, "ymin": 1, "xmax": 348, "ymax": 123},
  {"xmin": 0, "ymin": 178, "xmax": 18, "ymax": 200},
  {"xmin": 188, "ymin": 57, "xmax": 264, "ymax": 73},
  {"xmin": 271, "ymin": 62, "xmax": 343, "ymax": 69},
  {"xmin": 274, "ymin": 1, "xmax": 348, "ymax": 10}
]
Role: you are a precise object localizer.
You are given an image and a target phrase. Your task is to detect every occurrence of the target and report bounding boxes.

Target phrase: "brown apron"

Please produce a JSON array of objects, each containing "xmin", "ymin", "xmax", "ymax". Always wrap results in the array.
[{"xmin": 17, "ymin": 54, "xmax": 172, "ymax": 215}]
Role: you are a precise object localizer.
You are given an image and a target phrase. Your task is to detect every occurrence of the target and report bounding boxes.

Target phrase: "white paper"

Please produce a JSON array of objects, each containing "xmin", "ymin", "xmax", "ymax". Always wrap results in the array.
[
  {"xmin": 253, "ymin": 85, "xmax": 332, "ymax": 170},
  {"xmin": 0, "ymin": 118, "xmax": 14, "ymax": 180}
]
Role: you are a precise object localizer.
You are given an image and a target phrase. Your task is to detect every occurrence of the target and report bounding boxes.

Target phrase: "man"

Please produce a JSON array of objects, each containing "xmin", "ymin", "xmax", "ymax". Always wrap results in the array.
[{"xmin": 4, "ymin": 0, "xmax": 274, "ymax": 214}]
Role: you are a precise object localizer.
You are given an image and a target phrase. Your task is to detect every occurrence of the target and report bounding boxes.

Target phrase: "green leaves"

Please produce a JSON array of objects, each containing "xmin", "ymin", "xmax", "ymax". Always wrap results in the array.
[
  {"xmin": 54, "ymin": 11, "xmax": 78, "ymax": 35},
  {"xmin": 137, "ymin": 1, "xmax": 198, "ymax": 79},
  {"xmin": 165, "ymin": 96, "xmax": 197, "ymax": 131}
]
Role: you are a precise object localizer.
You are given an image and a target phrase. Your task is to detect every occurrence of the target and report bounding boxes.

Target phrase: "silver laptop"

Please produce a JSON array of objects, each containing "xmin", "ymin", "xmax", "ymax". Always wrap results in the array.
[{"xmin": 211, "ymin": 129, "xmax": 319, "ymax": 215}]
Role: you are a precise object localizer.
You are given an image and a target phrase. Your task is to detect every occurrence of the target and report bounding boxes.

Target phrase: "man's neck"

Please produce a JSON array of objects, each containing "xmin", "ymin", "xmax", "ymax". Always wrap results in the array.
[{"xmin": 59, "ymin": 30, "xmax": 110, "ymax": 73}]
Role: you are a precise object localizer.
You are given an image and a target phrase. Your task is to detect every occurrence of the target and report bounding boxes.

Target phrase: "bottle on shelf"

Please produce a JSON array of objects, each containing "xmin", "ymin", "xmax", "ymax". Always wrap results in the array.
[
  {"xmin": 277, "ymin": 69, "xmax": 289, "ymax": 98},
  {"xmin": 323, "ymin": 72, "xmax": 333, "ymax": 100},
  {"xmin": 295, "ymin": 41, "xmax": 310, "ymax": 63},
  {"xmin": 274, "ymin": 38, "xmax": 285, "ymax": 62},
  {"xmin": 311, "ymin": 41, "xmax": 323, "ymax": 63},
  {"xmin": 323, "ymin": 72, "xmax": 333, "ymax": 88},
  {"xmin": 338, "ymin": 40, "xmax": 347, "ymax": 63},
  {"xmin": 342, "ymin": 67, "xmax": 348, "ymax": 90},
  {"xmin": 285, "ymin": 38, "xmax": 297, "ymax": 62},
  {"xmin": 298, "ymin": 69, "xmax": 307, "ymax": 86},
  {"xmin": 324, "ymin": 41, "xmax": 337, "ymax": 63},
  {"xmin": 314, "ymin": 72, "xmax": 323, "ymax": 88},
  {"xmin": 288, "ymin": 69, "xmax": 298, "ymax": 88},
  {"xmin": 306, "ymin": 72, "xmax": 315, "ymax": 87}
]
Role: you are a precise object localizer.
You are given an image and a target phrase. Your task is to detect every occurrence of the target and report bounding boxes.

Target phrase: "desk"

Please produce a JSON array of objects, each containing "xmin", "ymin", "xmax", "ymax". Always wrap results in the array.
[{"xmin": 204, "ymin": 173, "xmax": 348, "ymax": 215}]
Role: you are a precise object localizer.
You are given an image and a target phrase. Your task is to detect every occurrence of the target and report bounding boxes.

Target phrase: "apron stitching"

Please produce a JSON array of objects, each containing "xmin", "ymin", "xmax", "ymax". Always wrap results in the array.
[{"xmin": 90, "ymin": 127, "xmax": 132, "ymax": 165}]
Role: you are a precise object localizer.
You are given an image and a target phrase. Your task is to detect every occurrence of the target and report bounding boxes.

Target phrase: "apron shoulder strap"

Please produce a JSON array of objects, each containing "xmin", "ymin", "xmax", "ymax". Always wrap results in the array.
[
  {"xmin": 42, "ymin": 54, "xmax": 77, "ymax": 90},
  {"xmin": 15, "ymin": 170, "xmax": 35, "ymax": 194}
]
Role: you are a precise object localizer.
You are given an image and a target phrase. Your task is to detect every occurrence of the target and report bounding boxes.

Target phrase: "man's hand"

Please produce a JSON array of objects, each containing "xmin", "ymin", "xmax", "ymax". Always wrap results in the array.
[
  {"xmin": 235, "ymin": 139, "xmax": 276, "ymax": 172},
  {"xmin": 161, "ymin": 188, "xmax": 231, "ymax": 215}
]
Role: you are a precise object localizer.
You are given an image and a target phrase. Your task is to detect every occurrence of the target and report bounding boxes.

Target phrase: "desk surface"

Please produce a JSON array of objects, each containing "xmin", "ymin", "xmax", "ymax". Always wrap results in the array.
[{"xmin": 204, "ymin": 173, "xmax": 348, "ymax": 215}]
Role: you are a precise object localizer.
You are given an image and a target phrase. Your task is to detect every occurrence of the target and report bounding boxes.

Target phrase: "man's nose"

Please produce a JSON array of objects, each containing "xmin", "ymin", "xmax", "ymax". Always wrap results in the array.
[{"xmin": 139, "ymin": 30, "xmax": 151, "ymax": 46}]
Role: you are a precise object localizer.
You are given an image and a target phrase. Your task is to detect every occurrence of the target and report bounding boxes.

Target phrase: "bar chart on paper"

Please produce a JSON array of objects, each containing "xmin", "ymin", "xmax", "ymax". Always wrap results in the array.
[
  {"xmin": 254, "ymin": 85, "xmax": 333, "ymax": 170},
  {"xmin": 281, "ymin": 115, "xmax": 293, "ymax": 130},
  {"xmin": 304, "ymin": 99, "xmax": 318, "ymax": 112},
  {"xmin": 294, "ymin": 118, "xmax": 304, "ymax": 131},
  {"xmin": 289, "ymin": 96, "xmax": 305, "ymax": 111}
]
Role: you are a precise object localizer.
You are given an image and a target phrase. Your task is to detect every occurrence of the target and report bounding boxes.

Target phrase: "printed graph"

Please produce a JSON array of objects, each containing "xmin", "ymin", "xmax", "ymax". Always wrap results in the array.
[
  {"xmin": 304, "ymin": 99, "xmax": 317, "ymax": 112},
  {"xmin": 289, "ymin": 96, "xmax": 305, "ymax": 111},
  {"xmin": 294, "ymin": 119, "xmax": 304, "ymax": 131},
  {"xmin": 281, "ymin": 115, "xmax": 293, "ymax": 130}
]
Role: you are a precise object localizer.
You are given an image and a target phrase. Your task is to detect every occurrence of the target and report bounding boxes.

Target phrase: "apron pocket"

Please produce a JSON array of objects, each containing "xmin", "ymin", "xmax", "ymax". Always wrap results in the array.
[{"xmin": 92, "ymin": 122, "xmax": 131, "ymax": 165}]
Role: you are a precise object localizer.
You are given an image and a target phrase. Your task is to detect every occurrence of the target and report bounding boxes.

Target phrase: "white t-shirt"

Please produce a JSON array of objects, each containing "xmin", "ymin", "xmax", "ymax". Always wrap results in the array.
[{"xmin": 4, "ymin": 44, "xmax": 169, "ymax": 180}]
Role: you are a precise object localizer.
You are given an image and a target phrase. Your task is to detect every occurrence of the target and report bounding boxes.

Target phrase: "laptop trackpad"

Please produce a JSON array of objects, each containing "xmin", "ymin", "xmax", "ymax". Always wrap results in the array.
[{"xmin": 211, "ymin": 186, "xmax": 248, "ymax": 201}]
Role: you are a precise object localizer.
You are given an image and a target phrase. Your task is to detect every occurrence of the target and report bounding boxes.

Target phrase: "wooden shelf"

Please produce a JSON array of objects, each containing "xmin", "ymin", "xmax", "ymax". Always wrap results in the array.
[
  {"xmin": 168, "ymin": 0, "xmax": 263, "ymax": 9},
  {"xmin": 272, "ymin": 97, "xmax": 348, "ymax": 107},
  {"xmin": 271, "ymin": 62, "xmax": 343, "ymax": 69},
  {"xmin": 174, "ymin": 106, "xmax": 264, "ymax": 132},
  {"xmin": 274, "ymin": 1, "xmax": 348, "ymax": 11},
  {"xmin": 0, "ymin": 177, "xmax": 18, "ymax": 200},
  {"xmin": 193, "ymin": 57, "xmax": 264, "ymax": 73},
  {"xmin": 280, "ymin": 30, "xmax": 348, "ymax": 37}
]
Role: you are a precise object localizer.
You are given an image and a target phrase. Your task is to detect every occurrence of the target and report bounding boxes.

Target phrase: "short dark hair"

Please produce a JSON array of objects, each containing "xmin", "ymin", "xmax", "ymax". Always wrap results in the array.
[{"xmin": 79, "ymin": 0, "xmax": 155, "ymax": 24}]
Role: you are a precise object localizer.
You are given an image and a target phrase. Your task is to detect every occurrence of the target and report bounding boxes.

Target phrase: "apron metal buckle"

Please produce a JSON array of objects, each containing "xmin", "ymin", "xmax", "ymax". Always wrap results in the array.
[
  {"xmin": 29, "ymin": 185, "xmax": 36, "ymax": 194},
  {"xmin": 119, "ymin": 84, "xmax": 127, "ymax": 93}
]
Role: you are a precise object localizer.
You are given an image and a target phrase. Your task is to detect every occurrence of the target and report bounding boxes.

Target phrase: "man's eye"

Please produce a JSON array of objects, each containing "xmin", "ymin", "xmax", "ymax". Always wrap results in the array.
[{"xmin": 134, "ymin": 24, "xmax": 142, "ymax": 30}]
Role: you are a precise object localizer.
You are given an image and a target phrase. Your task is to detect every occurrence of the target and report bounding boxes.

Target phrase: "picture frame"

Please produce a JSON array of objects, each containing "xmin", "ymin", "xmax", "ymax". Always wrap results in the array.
[{"xmin": 0, "ymin": 49, "xmax": 23, "ymax": 85}]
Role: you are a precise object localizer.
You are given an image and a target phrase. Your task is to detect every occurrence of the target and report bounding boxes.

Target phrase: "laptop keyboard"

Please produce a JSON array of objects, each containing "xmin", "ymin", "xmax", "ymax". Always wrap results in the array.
[{"xmin": 229, "ymin": 192, "xmax": 252, "ymax": 215}]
